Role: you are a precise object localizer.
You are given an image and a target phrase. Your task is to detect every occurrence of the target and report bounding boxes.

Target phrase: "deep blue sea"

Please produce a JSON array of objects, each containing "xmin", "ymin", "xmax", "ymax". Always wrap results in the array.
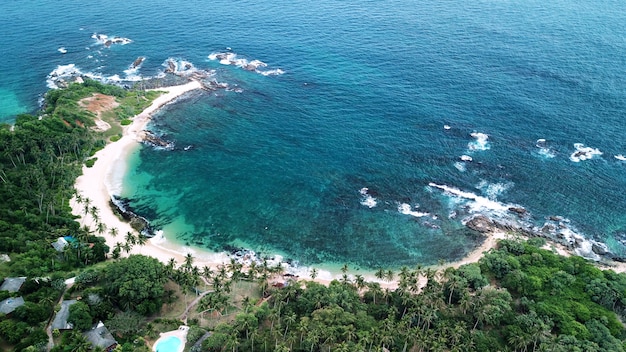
[{"xmin": 2, "ymin": 0, "xmax": 626, "ymax": 270}]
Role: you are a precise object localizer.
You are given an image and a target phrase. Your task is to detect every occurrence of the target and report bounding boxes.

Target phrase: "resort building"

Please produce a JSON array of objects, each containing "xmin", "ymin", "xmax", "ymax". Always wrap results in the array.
[
  {"xmin": 83, "ymin": 321, "xmax": 118, "ymax": 352},
  {"xmin": 0, "ymin": 277, "xmax": 27, "ymax": 292},
  {"xmin": 0, "ymin": 297, "xmax": 25, "ymax": 315},
  {"xmin": 51, "ymin": 299, "xmax": 78, "ymax": 330}
]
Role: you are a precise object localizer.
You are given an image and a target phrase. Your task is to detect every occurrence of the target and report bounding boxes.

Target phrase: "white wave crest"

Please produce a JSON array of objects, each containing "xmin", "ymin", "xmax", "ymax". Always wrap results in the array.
[
  {"xmin": 47, "ymin": 64, "xmax": 82, "ymax": 89},
  {"xmin": 208, "ymin": 51, "xmax": 284, "ymax": 76},
  {"xmin": 163, "ymin": 58, "xmax": 196, "ymax": 75},
  {"xmin": 535, "ymin": 138, "xmax": 556, "ymax": 158},
  {"xmin": 614, "ymin": 154, "xmax": 626, "ymax": 161},
  {"xmin": 398, "ymin": 203, "xmax": 429, "ymax": 217},
  {"xmin": 91, "ymin": 33, "xmax": 132, "ymax": 47},
  {"xmin": 460, "ymin": 155, "xmax": 473, "ymax": 162},
  {"xmin": 359, "ymin": 187, "xmax": 377, "ymax": 208},
  {"xmin": 468, "ymin": 132, "xmax": 490, "ymax": 151},
  {"xmin": 570, "ymin": 143, "xmax": 602, "ymax": 162}
]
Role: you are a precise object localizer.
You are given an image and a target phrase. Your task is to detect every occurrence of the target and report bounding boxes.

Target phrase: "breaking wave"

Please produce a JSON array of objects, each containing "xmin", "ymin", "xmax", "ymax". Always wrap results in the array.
[
  {"xmin": 91, "ymin": 33, "xmax": 132, "ymax": 47},
  {"xmin": 468, "ymin": 132, "xmax": 490, "ymax": 151},
  {"xmin": 208, "ymin": 51, "xmax": 284, "ymax": 76}
]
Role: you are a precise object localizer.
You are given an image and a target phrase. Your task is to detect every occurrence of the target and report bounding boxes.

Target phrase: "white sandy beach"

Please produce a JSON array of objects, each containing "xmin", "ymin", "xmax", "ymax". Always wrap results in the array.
[{"xmin": 71, "ymin": 80, "xmax": 232, "ymax": 271}]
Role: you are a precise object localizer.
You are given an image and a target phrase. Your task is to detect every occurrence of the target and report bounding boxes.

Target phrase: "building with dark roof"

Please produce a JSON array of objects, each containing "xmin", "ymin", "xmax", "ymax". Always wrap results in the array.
[
  {"xmin": 83, "ymin": 321, "xmax": 118, "ymax": 352},
  {"xmin": 0, "ymin": 297, "xmax": 25, "ymax": 314},
  {"xmin": 51, "ymin": 299, "xmax": 77, "ymax": 330},
  {"xmin": 0, "ymin": 277, "xmax": 27, "ymax": 292}
]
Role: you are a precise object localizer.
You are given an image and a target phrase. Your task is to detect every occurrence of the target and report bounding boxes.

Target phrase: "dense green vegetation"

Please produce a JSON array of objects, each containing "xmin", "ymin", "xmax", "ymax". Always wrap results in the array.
[
  {"xmin": 0, "ymin": 80, "xmax": 161, "ymax": 350},
  {"xmin": 200, "ymin": 240, "xmax": 626, "ymax": 351},
  {"xmin": 3, "ymin": 80, "xmax": 626, "ymax": 351}
]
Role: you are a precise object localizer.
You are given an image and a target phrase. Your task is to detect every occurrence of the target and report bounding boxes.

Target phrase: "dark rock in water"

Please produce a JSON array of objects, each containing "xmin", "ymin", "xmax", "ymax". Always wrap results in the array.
[
  {"xmin": 611, "ymin": 256, "xmax": 626, "ymax": 263},
  {"xmin": 131, "ymin": 56, "xmax": 145, "ymax": 69},
  {"xmin": 549, "ymin": 216, "xmax": 563, "ymax": 222},
  {"xmin": 592, "ymin": 244, "xmax": 608, "ymax": 255},
  {"xmin": 508, "ymin": 207, "xmax": 527, "ymax": 216},
  {"xmin": 110, "ymin": 195, "xmax": 156, "ymax": 237},
  {"xmin": 165, "ymin": 61, "xmax": 177, "ymax": 73},
  {"xmin": 574, "ymin": 237, "xmax": 584, "ymax": 247},
  {"xmin": 465, "ymin": 215, "xmax": 495, "ymax": 233},
  {"xmin": 541, "ymin": 224, "xmax": 556, "ymax": 233},
  {"xmin": 143, "ymin": 131, "xmax": 174, "ymax": 150}
]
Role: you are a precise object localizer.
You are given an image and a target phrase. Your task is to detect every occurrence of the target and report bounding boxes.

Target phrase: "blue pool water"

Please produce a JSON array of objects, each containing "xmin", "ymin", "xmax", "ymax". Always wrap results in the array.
[
  {"xmin": 155, "ymin": 336, "xmax": 181, "ymax": 352},
  {"xmin": 1, "ymin": 0, "xmax": 625, "ymax": 269}
]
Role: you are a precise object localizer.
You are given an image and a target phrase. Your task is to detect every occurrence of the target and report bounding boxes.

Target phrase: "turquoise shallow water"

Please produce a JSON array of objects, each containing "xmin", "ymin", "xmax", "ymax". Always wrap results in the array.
[{"xmin": 2, "ymin": 0, "xmax": 626, "ymax": 269}]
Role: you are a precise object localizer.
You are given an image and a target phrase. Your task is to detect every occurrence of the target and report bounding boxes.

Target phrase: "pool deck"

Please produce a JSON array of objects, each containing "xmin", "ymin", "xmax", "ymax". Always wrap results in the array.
[{"xmin": 153, "ymin": 325, "xmax": 189, "ymax": 352}]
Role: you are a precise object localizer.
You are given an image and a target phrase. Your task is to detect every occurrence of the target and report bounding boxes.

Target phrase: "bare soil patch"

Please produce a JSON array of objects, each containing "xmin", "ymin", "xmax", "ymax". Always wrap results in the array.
[{"xmin": 78, "ymin": 93, "xmax": 119, "ymax": 131}]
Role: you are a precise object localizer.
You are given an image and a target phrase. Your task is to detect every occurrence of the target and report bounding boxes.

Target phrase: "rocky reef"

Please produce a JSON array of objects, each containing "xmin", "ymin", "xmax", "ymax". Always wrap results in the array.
[{"xmin": 110, "ymin": 195, "xmax": 156, "ymax": 237}]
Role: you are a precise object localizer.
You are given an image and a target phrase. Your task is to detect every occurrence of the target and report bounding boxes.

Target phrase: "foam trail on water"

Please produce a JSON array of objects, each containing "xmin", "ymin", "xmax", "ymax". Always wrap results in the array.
[
  {"xmin": 428, "ymin": 182, "xmax": 512, "ymax": 214},
  {"xmin": 397, "ymin": 203, "xmax": 429, "ymax": 217}
]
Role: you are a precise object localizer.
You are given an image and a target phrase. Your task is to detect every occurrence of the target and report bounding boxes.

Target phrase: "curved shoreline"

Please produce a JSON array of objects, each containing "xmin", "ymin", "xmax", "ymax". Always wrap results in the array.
[
  {"xmin": 71, "ymin": 80, "xmax": 232, "ymax": 270},
  {"xmin": 71, "ymin": 80, "xmax": 625, "ymax": 289}
]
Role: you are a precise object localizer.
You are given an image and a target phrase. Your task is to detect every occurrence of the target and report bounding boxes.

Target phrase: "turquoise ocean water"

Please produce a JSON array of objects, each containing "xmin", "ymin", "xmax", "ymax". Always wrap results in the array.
[{"xmin": 2, "ymin": 0, "xmax": 626, "ymax": 270}]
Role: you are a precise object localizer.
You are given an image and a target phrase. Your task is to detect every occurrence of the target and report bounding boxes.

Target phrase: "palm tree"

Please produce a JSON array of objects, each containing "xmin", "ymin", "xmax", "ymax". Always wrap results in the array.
[
  {"xmin": 124, "ymin": 231, "xmax": 136, "ymax": 247},
  {"xmin": 184, "ymin": 253, "xmax": 194, "ymax": 271},
  {"xmin": 136, "ymin": 234, "xmax": 147, "ymax": 254},
  {"xmin": 96, "ymin": 221, "xmax": 107, "ymax": 235},
  {"xmin": 354, "ymin": 274, "xmax": 366, "ymax": 292},
  {"xmin": 341, "ymin": 263, "xmax": 349, "ymax": 274},
  {"xmin": 309, "ymin": 268, "xmax": 318, "ymax": 280},
  {"xmin": 375, "ymin": 268, "xmax": 386, "ymax": 281},
  {"xmin": 89, "ymin": 205, "xmax": 99, "ymax": 225},
  {"xmin": 385, "ymin": 269, "xmax": 395, "ymax": 283},
  {"xmin": 108, "ymin": 227, "xmax": 119, "ymax": 238}
]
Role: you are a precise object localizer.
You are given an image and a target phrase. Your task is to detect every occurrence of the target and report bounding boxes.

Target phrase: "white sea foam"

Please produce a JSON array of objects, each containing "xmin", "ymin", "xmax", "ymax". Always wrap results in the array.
[
  {"xmin": 208, "ymin": 51, "xmax": 284, "ymax": 76},
  {"xmin": 47, "ymin": 64, "xmax": 82, "ymax": 89},
  {"xmin": 91, "ymin": 33, "xmax": 132, "ymax": 46},
  {"xmin": 615, "ymin": 154, "xmax": 626, "ymax": 161},
  {"xmin": 569, "ymin": 143, "xmax": 602, "ymax": 162},
  {"xmin": 58, "ymin": 47, "xmax": 67, "ymax": 54},
  {"xmin": 163, "ymin": 58, "xmax": 196, "ymax": 75},
  {"xmin": 359, "ymin": 187, "xmax": 377, "ymax": 208},
  {"xmin": 47, "ymin": 63, "xmax": 152, "ymax": 90},
  {"xmin": 444, "ymin": 124, "xmax": 451, "ymax": 130},
  {"xmin": 468, "ymin": 132, "xmax": 490, "ymax": 151},
  {"xmin": 460, "ymin": 155, "xmax": 473, "ymax": 162},
  {"xmin": 556, "ymin": 227, "xmax": 603, "ymax": 261},
  {"xmin": 535, "ymin": 138, "xmax": 556, "ymax": 158},
  {"xmin": 397, "ymin": 203, "xmax": 429, "ymax": 217},
  {"xmin": 429, "ymin": 182, "xmax": 512, "ymax": 214},
  {"xmin": 454, "ymin": 162, "xmax": 466, "ymax": 172},
  {"xmin": 477, "ymin": 180, "xmax": 512, "ymax": 200}
]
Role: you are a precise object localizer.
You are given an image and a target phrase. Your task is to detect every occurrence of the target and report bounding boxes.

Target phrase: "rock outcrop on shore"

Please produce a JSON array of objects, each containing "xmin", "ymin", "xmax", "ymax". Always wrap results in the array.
[
  {"xmin": 110, "ymin": 196, "xmax": 156, "ymax": 238},
  {"xmin": 465, "ymin": 213, "xmax": 623, "ymax": 263}
]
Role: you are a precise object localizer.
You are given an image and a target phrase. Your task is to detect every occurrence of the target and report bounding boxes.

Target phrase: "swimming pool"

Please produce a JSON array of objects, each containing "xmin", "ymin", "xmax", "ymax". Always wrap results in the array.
[{"xmin": 155, "ymin": 336, "xmax": 182, "ymax": 352}]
